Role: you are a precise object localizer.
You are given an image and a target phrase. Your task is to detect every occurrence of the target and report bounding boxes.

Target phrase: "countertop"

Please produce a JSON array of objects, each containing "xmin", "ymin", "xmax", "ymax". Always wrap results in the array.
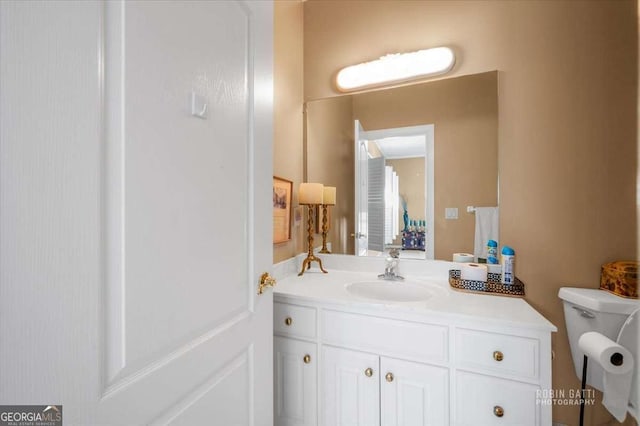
[{"xmin": 273, "ymin": 259, "xmax": 557, "ymax": 332}]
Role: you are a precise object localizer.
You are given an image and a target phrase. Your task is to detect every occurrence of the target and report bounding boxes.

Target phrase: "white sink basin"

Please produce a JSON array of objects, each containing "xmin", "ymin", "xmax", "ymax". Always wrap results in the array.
[{"xmin": 345, "ymin": 280, "xmax": 435, "ymax": 302}]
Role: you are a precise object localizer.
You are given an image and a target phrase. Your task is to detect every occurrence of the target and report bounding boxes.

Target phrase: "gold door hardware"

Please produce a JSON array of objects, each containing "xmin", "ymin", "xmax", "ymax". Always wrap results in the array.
[
  {"xmin": 493, "ymin": 351, "xmax": 504, "ymax": 362},
  {"xmin": 385, "ymin": 372, "xmax": 394, "ymax": 383},
  {"xmin": 303, "ymin": 354, "xmax": 311, "ymax": 364},
  {"xmin": 493, "ymin": 406, "xmax": 504, "ymax": 417},
  {"xmin": 258, "ymin": 272, "xmax": 276, "ymax": 295},
  {"xmin": 284, "ymin": 317, "xmax": 293, "ymax": 326},
  {"xmin": 364, "ymin": 368, "xmax": 373, "ymax": 377}
]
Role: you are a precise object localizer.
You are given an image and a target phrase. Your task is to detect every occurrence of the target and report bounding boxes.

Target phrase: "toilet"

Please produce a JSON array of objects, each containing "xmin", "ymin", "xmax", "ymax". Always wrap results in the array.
[{"xmin": 559, "ymin": 287, "xmax": 640, "ymax": 420}]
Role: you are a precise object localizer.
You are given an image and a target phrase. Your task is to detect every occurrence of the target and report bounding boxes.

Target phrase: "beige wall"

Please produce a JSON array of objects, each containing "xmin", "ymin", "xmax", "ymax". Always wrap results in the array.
[
  {"xmin": 304, "ymin": 1, "xmax": 637, "ymax": 425},
  {"xmin": 273, "ymin": 1, "xmax": 304, "ymax": 263},
  {"xmin": 387, "ymin": 157, "xmax": 425, "ymax": 246},
  {"xmin": 354, "ymin": 73, "xmax": 498, "ymax": 260}
]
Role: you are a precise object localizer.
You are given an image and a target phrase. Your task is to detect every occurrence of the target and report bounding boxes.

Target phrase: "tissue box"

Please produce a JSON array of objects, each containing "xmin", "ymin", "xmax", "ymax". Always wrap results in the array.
[{"xmin": 600, "ymin": 261, "xmax": 638, "ymax": 299}]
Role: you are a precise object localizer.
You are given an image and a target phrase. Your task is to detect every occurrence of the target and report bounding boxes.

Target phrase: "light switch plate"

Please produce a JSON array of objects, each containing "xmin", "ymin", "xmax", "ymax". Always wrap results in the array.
[{"xmin": 445, "ymin": 207, "xmax": 458, "ymax": 220}]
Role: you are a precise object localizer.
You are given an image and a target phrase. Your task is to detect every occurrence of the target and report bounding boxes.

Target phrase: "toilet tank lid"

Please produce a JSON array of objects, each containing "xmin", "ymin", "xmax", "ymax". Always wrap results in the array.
[{"xmin": 558, "ymin": 287, "xmax": 640, "ymax": 315}]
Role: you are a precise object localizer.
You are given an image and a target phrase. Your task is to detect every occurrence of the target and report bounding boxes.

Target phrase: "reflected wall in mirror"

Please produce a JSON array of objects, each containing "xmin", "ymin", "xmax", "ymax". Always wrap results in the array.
[{"xmin": 306, "ymin": 71, "xmax": 498, "ymax": 261}]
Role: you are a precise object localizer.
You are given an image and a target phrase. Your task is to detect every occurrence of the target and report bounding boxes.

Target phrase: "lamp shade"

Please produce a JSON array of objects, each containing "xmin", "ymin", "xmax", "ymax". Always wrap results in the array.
[
  {"xmin": 323, "ymin": 187, "xmax": 336, "ymax": 205},
  {"xmin": 299, "ymin": 183, "xmax": 324, "ymax": 205}
]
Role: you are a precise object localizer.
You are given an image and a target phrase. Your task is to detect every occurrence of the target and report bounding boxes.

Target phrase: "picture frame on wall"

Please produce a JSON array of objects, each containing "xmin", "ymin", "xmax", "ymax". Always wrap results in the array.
[{"xmin": 273, "ymin": 176, "xmax": 293, "ymax": 244}]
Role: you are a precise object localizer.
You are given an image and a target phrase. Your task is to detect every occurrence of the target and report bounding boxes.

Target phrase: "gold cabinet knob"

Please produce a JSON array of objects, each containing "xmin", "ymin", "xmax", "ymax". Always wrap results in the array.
[
  {"xmin": 258, "ymin": 272, "xmax": 276, "ymax": 295},
  {"xmin": 385, "ymin": 372, "xmax": 394, "ymax": 383},
  {"xmin": 364, "ymin": 368, "xmax": 373, "ymax": 377},
  {"xmin": 493, "ymin": 406, "xmax": 504, "ymax": 417},
  {"xmin": 284, "ymin": 317, "xmax": 293, "ymax": 326},
  {"xmin": 493, "ymin": 351, "xmax": 504, "ymax": 362},
  {"xmin": 303, "ymin": 354, "xmax": 311, "ymax": 364}
]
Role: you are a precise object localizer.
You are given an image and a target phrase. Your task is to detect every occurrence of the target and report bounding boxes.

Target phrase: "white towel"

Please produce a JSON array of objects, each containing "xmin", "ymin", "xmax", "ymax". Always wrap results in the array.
[{"xmin": 473, "ymin": 207, "xmax": 499, "ymax": 261}]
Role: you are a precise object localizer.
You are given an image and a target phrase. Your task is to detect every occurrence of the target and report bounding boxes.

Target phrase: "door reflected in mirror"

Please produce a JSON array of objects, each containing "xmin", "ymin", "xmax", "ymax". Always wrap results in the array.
[
  {"xmin": 355, "ymin": 122, "xmax": 434, "ymax": 260},
  {"xmin": 306, "ymin": 71, "xmax": 498, "ymax": 261}
]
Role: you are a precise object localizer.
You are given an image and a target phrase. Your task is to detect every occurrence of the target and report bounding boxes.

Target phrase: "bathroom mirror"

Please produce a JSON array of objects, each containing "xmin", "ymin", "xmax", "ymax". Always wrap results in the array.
[{"xmin": 306, "ymin": 71, "xmax": 498, "ymax": 261}]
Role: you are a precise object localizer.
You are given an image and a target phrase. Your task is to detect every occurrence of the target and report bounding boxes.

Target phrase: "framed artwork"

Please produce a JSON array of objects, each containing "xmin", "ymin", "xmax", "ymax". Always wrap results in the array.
[{"xmin": 273, "ymin": 176, "xmax": 293, "ymax": 244}]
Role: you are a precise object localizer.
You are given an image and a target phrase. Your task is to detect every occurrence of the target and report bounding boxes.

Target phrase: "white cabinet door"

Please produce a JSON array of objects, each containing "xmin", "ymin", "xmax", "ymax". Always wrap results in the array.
[
  {"xmin": 323, "ymin": 346, "xmax": 380, "ymax": 426},
  {"xmin": 380, "ymin": 357, "xmax": 449, "ymax": 426},
  {"xmin": 275, "ymin": 337, "xmax": 318, "ymax": 426}
]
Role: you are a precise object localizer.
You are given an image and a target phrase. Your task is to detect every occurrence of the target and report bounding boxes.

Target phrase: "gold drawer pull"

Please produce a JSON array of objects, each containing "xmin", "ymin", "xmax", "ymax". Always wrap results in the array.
[
  {"xmin": 385, "ymin": 372, "xmax": 394, "ymax": 383},
  {"xmin": 303, "ymin": 354, "xmax": 311, "ymax": 364},
  {"xmin": 284, "ymin": 317, "xmax": 292, "ymax": 326},
  {"xmin": 494, "ymin": 406, "xmax": 504, "ymax": 417},
  {"xmin": 493, "ymin": 351, "xmax": 504, "ymax": 362},
  {"xmin": 364, "ymin": 368, "xmax": 373, "ymax": 377}
]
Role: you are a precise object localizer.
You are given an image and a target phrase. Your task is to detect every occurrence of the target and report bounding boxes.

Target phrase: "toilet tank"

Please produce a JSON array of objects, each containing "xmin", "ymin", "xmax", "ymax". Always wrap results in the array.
[{"xmin": 558, "ymin": 287, "xmax": 639, "ymax": 391}]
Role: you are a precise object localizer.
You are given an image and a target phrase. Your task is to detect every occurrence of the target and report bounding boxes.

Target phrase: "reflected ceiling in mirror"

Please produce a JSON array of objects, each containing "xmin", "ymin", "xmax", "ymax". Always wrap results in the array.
[{"xmin": 306, "ymin": 71, "xmax": 498, "ymax": 261}]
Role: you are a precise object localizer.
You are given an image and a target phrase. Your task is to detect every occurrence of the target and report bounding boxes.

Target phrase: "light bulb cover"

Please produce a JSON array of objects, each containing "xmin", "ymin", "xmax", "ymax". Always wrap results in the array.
[{"xmin": 336, "ymin": 47, "xmax": 455, "ymax": 92}]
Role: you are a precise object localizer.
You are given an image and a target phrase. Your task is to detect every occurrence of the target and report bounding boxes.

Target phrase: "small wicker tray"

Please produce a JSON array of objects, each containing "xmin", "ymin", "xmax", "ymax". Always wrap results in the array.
[{"xmin": 449, "ymin": 270, "xmax": 525, "ymax": 297}]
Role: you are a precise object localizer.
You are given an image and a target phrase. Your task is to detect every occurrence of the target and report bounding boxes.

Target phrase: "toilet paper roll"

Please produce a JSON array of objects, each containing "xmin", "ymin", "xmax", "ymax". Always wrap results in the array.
[
  {"xmin": 460, "ymin": 263, "xmax": 488, "ymax": 282},
  {"xmin": 486, "ymin": 264, "xmax": 502, "ymax": 275},
  {"xmin": 453, "ymin": 253, "xmax": 474, "ymax": 263},
  {"xmin": 579, "ymin": 331, "xmax": 635, "ymax": 422}
]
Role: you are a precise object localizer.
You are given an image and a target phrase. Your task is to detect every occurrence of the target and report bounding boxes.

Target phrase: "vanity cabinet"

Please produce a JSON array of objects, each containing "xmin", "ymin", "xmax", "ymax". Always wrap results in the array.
[
  {"xmin": 274, "ymin": 297, "xmax": 553, "ymax": 426},
  {"xmin": 322, "ymin": 346, "xmax": 380, "ymax": 425},
  {"xmin": 380, "ymin": 356, "xmax": 449, "ymax": 426},
  {"xmin": 319, "ymin": 345, "xmax": 449, "ymax": 426}
]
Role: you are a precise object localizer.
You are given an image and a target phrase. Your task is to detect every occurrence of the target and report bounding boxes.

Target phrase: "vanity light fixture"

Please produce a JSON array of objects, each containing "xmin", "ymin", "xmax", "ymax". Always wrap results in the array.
[{"xmin": 335, "ymin": 46, "xmax": 455, "ymax": 92}]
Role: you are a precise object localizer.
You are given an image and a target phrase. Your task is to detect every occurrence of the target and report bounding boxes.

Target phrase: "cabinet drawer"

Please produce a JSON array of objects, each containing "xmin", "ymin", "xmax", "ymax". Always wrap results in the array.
[
  {"xmin": 274, "ymin": 302, "xmax": 316, "ymax": 339},
  {"xmin": 455, "ymin": 371, "xmax": 540, "ymax": 425},
  {"xmin": 456, "ymin": 328, "xmax": 539, "ymax": 381},
  {"xmin": 322, "ymin": 310, "xmax": 448, "ymax": 364}
]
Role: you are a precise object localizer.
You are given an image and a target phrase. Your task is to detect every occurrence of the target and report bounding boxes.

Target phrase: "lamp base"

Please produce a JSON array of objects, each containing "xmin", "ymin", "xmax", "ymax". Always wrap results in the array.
[{"xmin": 298, "ymin": 254, "xmax": 328, "ymax": 276}]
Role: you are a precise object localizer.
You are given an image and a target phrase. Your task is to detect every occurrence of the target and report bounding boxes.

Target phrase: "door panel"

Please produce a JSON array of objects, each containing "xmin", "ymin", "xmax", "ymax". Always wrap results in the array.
[
  {"xmin": 0, "ymin": 1, "xmax": 273, "ymax": 424},
  {"xmin": 275, "ymin": 337, "xmax": 318, "ymax": 426},
  {"xmin": 122, "ymin": 0, "xmax": 251, "ymax": 368},
  {"xmin": 322, "ymin": 346, "xmax": 379, "ymax": 426},
  {"xmin": 380, "ymin": 357, "xmax": 449, "ymax": 426}
]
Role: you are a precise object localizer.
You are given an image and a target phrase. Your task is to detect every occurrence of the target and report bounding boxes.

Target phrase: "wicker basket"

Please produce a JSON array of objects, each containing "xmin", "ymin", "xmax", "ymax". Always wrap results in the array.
[
  {"xmin": 449, "ymin": 269, "xmax": 525, "ymax": 297},
  {"xmin": 600, "ymin": 261, "xmax": 638, "ymax": 299}
]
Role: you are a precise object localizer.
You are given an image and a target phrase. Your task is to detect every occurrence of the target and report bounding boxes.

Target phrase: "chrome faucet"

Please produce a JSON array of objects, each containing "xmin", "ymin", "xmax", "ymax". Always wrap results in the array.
[{"xmin": 378, "ymin": 249, "xmax": 404, "ymax": 281}]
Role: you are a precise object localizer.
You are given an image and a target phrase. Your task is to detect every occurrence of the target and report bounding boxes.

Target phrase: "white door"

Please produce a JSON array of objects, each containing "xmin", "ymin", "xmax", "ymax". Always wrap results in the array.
[
  {"xmin": 0, "ymin": 1, "xmax": 273, "ymax": 424},
  {"xmin": 322, "ymin": 346, "xmax": 379, "ymax": 426},
  {"xmin": 380, "ymin": 357, "xmax": 449, "ymax": 426},
  {"xmin": 354, "ymin": 120, "xmax": 369, "ymax": 255},
  {"xmin": 274, "ymin": 337, "xmax": 317, "ymax": 426}
]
